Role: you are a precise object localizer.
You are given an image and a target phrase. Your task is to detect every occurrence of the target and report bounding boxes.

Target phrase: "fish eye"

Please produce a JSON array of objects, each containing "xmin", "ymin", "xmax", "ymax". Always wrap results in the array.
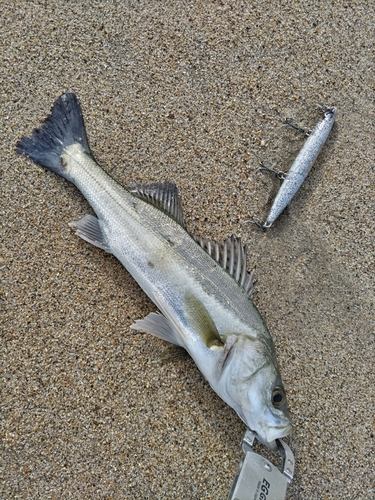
[{"xmin": 272, "ymin": 387, "xmax": 286, "ymax": 407}]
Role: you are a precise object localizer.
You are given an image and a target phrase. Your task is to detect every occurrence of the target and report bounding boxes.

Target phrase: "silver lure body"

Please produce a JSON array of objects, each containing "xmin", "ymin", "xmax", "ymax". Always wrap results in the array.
[
  {"xmin": 264, "ymin": 106, "xmax": 337, "ymax": 228},
  {"xmin": 16, "ymin": 93, "xmax": 292, "ymax": 449}
]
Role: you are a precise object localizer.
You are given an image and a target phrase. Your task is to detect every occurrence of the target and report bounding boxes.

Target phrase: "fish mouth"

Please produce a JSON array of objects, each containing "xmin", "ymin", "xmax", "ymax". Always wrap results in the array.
[{"xmin": 256, "ymin": 422, "xmax": 293, "ymax": 450}]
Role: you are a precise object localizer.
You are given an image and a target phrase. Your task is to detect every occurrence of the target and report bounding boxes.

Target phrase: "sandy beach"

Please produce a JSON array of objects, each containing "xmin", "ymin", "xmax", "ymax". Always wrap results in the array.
[{"xmin": 2, "ymin": 2, "xmax": 374, "ymax": 498}]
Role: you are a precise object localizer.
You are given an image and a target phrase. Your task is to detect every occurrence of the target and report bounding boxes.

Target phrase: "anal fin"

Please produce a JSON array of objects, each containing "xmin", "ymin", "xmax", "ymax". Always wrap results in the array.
[{"xmin": 69, "ymin": 214, "xmax": 111, "ymax": 252}]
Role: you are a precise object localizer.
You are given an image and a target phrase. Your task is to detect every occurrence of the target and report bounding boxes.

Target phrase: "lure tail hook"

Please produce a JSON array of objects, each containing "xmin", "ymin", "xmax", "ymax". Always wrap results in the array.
[{"xmin": 282, "ymin": 120, "xmax": 311, "ymax": 136}]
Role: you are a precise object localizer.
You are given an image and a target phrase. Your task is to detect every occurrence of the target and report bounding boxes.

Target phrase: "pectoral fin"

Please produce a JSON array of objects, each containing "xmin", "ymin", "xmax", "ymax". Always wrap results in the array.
[{"xmin": 184, "ymin": 292, "xmax": 224, "ymax": 348}]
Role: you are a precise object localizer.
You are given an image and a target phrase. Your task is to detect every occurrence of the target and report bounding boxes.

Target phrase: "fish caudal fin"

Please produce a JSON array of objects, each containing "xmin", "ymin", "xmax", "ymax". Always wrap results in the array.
[{"xmin": 16, "ymin": 93, "xmax": 91, "ymax": 180}]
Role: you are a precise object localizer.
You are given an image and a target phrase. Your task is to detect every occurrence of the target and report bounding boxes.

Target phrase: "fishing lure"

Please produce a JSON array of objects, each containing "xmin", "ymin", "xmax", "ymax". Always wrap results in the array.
[{"xmin": 249, "ymin": 106, "xmax": 337, "ymax": 230}]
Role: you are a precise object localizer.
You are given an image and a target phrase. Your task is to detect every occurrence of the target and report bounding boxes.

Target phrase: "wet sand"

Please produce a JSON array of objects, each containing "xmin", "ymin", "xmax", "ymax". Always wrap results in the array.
[{"xmin": 2, "ymin": 2, "xmax": 374, "ymax": 499}]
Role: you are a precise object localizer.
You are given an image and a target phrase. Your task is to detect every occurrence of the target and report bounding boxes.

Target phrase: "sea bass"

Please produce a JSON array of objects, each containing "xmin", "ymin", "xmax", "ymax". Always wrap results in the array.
[{"xmin": 16, "ymin": 93, "xmax": 291, "ymax": 449}]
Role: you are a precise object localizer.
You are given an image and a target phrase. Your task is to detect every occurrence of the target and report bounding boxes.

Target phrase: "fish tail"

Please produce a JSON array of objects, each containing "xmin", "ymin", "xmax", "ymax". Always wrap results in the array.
[{"xmin": 16, "ymin": 93, "xmax": 91, "ymax": 180}]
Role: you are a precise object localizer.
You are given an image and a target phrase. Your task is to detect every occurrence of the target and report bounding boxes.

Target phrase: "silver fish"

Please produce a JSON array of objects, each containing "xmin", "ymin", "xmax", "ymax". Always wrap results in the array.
[
  {"xmin": 256, "ymin": 106, "xmax": 337, "ymax": 229},
  {"xmin": 16, "ymin": 93, "xmax": 292, "ymax": 449}
]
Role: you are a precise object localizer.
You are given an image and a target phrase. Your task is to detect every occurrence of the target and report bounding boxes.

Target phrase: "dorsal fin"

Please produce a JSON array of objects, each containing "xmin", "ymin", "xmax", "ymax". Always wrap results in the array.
[
  {"xmin": 129, "ymin": 181, "xmax": 185, "ymax": 227},
  {"xmin": 195, "ymin": 234, "xmax": 255, "ymax": 297}
]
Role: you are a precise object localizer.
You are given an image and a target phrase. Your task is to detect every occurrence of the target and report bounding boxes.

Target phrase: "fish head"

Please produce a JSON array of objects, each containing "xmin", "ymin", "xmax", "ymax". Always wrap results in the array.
[
  {"xmin": 242, "ymin": 362, "xmax": 292, "ymax": 450},
  {"xmin": 219, "ymin": 335, "xmax": 292, "ymax": 450}
]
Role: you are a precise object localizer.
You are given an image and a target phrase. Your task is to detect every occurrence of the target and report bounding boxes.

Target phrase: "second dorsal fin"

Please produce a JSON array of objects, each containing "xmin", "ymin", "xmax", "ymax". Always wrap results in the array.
[
  {"xmin": 129, "ymin": 181, "xmax": 185, "ymax": 227},
  {"xmin": 195, "ymin": 234, "xmax": 255, "ymax": 296}
]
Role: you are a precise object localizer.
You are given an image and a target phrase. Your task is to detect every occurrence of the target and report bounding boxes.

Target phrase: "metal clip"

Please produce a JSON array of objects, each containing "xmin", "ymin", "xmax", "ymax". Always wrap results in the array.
[{"xmin": 227, "ymin": 429, "xmax": 295, "ymax": 500}]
